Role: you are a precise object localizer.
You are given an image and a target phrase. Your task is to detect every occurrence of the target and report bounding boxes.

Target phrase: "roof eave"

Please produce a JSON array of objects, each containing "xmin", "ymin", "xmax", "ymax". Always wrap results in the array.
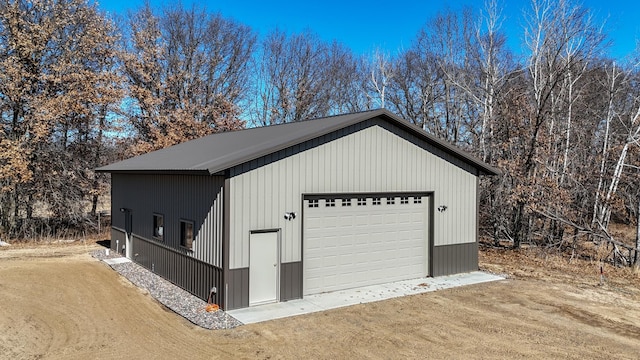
[{"xmin": 96, "ymin": 169, "xmax": 212, "ymax": 176}]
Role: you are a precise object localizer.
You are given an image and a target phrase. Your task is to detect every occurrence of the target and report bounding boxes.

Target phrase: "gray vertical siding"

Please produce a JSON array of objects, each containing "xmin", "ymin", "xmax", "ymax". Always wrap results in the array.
[
  {"xmin": 431, "ymin": 242, "xmax": 479, "ymax": 276},
  {"xmin": 132, "ymin": 234, "xmax": 223, "ymax": 303},
  {"xmin": 110, "ymin": 227, "xmax": 126, "ymax": 255},
  {"xmin": 226, "ymin": 268, "xmax": 249, "ymax": 310},
  {"xmin": 228, "ymin": 117, "xmax": 478, "ymax": 269},
  {"xmin": 111, "ymin": 227, "xmax": 223, "ymax": 303},
  {"xmin": 111, "ymin": 173, "xmax": 224, "ymax": 267},
  {"xmin": 280, "ymin": 261, "xmax": 302, "ymax": 301}
]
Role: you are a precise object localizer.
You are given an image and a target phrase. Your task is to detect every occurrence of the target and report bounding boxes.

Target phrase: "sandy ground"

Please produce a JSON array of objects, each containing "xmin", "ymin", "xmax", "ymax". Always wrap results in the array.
[{"xmin": 1, "ymin": 243, "xmax": 639, "ymax": 359}]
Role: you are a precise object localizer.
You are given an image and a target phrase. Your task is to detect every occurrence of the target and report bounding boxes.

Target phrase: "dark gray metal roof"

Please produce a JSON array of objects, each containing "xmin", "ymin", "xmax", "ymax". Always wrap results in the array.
[{"xmin": 97, "ymin": 109, "xmax": 500, "ymax": 176}]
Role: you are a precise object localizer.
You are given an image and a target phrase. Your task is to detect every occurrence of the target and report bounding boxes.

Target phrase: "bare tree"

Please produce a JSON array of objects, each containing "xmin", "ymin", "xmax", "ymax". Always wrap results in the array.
[
  {"xmin": 121, "ymin": 4, "xmax": 253, "ymax": 153},
  {"xmin": 252, "ymin": 29, "xmax": 363, "ymax": 125},
  {"xmin": 0, "ymin": 0, "xmax": 123, "ymax": 237},
  {"xmin": 494, "ymin": 0, "xmax": 607, "ymax": 246},
  {"xmin": 388, "ymin": 8, "xmax": 477, "ymax": 145},
  {"xmin": 387, "ymin": 45, "xmax": 441, "ymax": 131},
  {"xmin": 593, "ymin": 65, "xmax": 640, "ymax": 231},
  {"xmin": 366, "ymin": 49, "xmax": 394, "ymax": 109}
]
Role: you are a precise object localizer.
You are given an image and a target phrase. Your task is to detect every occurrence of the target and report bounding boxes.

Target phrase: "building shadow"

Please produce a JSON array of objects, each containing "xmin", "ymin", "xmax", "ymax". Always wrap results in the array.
[{"xmin": 96, "ymin": 239, "xmax": 110, "ymax": 248}]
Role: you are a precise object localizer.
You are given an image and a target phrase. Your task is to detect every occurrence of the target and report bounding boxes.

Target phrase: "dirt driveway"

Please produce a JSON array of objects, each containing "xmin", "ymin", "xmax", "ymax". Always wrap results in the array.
[{"xmin": 1, "ymin": 244, "xmax": 639, "ymax": 359}]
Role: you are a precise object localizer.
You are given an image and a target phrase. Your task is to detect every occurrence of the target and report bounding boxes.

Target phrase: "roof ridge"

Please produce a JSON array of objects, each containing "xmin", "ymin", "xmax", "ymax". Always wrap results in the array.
[{"xmin": 241, "ymin": 108, "xmax": 383, "ymax": 131}]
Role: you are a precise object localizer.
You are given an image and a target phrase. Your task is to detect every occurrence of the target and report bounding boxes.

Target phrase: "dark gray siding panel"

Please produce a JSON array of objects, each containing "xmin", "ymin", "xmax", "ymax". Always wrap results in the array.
[
  {"xmin": 431, "ymin": 242, "xmax": 478, "ymax": 277},
  {"xmin": 226, "ymin": 268, "xmax": 249, "ymax": 310},
  {"xmin": 111, "ymin": 227, "xmax": 126, "ymax": 254},
  {"xmin": 280, "ymin": 261, "xmax": 302, "ymax": 301},
  {"xmin": 131, "ymin": 235, "xmax": 223, "ymax": 304},
  {"xmin": 111, "ymin": 173, "xmax": 224, "ymax": 267}
]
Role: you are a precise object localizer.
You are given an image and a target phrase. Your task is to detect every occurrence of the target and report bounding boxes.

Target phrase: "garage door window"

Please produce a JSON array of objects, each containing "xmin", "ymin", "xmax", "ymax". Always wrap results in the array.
[
  {"xmin": 401, "ymin": 197, "xmax": 409, "ymax": 204},
  {"xmin": 342, "ymin": 199, "xmax": 351, "ymax": 207},
  {"xmin": 326, "ymin": 199, "xmax": 336, "ymax": 207},
  {"xmin": 372, "ymin": 197, "xmax": 381, "ymax": 205},
  {"xmin": 357, "ymin": 198, "xmax": 366, "ymax": 206},
  {"xmin": 386, "ymin": 197, "xmax": 395, "ymax": 205},
  {"xmin": 308, "ymin": 199, "xmax": 319, "ymax": 208},
  {"xmin": 414, "ymin": 197, "xmax": 422, "ymax": 204}
]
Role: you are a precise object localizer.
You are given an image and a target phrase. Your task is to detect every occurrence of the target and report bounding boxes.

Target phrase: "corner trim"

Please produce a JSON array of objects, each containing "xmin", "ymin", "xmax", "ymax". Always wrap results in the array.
[{"xmin": 222, "ymin": 176, "xmax": 231, "ymax": 310}]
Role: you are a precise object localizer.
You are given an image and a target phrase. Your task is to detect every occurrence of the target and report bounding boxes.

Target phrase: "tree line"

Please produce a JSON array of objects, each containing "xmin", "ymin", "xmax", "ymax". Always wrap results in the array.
[{"xmin": 1, "ymin": 0, "xmax": 639, "ymax": 261}]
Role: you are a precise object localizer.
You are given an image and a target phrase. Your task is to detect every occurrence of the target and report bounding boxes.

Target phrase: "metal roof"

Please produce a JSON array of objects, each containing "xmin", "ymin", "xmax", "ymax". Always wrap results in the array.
[{"xmin": 97, "ymin": 109, "xmax": 500, "ymax": 176}]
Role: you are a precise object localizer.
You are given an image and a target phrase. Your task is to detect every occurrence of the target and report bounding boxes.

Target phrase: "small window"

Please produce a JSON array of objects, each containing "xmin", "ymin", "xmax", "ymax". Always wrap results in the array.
[
  {"xmin": 342, "ymin": 198, "xmax": 351, "ymax": 207},
  {"xmin": 414, "ymin": 197, "xmax": 422, "ymax": 204},
  {"xmin": 326, "ymin": 199, "xmax": 336, "ymax": 207},
  {"xmin": 400, "ymin": 197, "xmax": 409, "ymax": 204},
  {"xmin": 153, "ymin": 214, "xmax": 164, "ymax": 240},
  {"xmin": 387, "ymin": 197, "xmax": 395, "ymax": 205},
  {"xmin": 372, "ymin": 197, "xmax": 381, "ymax": 205},
  {"xmin": 309, "ymin": 199, "xmax": 319, "ymax": 208},
  {"xmin": 357, "ymin": 198, "xmax": 366, "ymax": 206},
  {"xmin": 180, "ymin": 220, "xmax": 194, "ymax": 250}
]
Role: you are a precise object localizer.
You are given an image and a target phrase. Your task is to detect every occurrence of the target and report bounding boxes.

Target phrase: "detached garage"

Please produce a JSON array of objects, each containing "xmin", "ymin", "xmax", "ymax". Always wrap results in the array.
[{"xmin": 97, "ymin": 109, "xmax": 499, "ymax": 310}]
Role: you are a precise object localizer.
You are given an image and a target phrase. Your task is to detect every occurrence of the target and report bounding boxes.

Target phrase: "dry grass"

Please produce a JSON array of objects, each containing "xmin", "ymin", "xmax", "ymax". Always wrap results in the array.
[
  {"xmin": 609, "ymin": 222, "xmax": 639, "ymax": 247},
  {"xmin": 0, "ymin": 229, "xmax": 110, "ymax": 249},
  {"xmin": 480, "ymin": 242, "xmax": 640, "ymax": 294}
]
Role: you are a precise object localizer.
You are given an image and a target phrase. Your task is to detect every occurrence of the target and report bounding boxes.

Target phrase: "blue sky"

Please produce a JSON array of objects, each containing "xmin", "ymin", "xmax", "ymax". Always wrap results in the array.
[{"xmin": 98, "ymin": 0, "xmax": 639, "ymax": 60}]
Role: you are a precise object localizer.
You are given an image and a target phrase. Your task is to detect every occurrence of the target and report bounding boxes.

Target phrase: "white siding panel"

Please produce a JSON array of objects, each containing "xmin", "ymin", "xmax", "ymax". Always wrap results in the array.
[{"xmin": 229, "ymin": 124, "xmax": 477, "ymax": 268}]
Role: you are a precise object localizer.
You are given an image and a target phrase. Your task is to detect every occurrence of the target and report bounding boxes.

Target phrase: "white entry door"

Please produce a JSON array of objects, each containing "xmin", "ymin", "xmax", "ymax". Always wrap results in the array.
[{"xmin": 249, "ymin": 231, "xmax": 279, "ymax": 306}]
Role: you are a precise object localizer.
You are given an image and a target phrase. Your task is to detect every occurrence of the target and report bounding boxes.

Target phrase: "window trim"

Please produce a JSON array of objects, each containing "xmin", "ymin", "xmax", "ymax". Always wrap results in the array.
[
  {"xmin": 152, "ymin": 213, "xmax": 164, "ymax": 241},
  {"xmin": 180, "ymin": 219, "xmax": 195, "ymax": 251}
]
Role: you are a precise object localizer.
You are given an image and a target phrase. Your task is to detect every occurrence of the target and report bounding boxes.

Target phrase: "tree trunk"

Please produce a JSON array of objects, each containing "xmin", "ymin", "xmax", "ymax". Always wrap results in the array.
[
  {"xmin": 90, "ymin": 106, "xmax": 107, "ymax": 217},
  {"xmin": 592, "ymin": 65, "xmax": 616, "ymax": 227},
  {"xmin": 635, "ymin": 195, "xmax": 640, "ymax": 268},
  {"xmin": 512, "ymin": 201, "xmax": 526, "ymax": 248}
]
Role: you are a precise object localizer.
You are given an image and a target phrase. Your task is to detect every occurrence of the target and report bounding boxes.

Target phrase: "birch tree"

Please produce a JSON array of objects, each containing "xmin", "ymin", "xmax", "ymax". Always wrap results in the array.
[
  {"xmin": 367, "ymin": 49, "xmax": 394, "ymax": 109},
  {"xmin": 593, "ymin": 67, "xmax": 640, "ymax": 231},
  {"xmin": 497, "ymin": 0, "xmax": 606, "ymax": 246}
]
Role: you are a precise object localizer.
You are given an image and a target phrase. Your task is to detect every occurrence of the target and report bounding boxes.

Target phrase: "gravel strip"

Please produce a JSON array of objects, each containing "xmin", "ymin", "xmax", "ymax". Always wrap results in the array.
[{"xmin": 92, "ymin": 249, "xmax": 242, "ymax": 330}]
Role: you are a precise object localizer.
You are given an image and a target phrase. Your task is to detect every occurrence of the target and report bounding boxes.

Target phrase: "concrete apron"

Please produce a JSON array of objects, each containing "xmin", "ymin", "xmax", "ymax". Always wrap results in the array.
[{"xmin": 228, "ymin": 271, "xmax": 504, "ymax": 324}]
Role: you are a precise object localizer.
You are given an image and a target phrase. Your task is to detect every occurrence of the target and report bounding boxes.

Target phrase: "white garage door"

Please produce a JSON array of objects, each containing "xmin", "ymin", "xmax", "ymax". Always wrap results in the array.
[{"xmin": 303, "ymin": 195, "xmax": 429, "ymax": 295}]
